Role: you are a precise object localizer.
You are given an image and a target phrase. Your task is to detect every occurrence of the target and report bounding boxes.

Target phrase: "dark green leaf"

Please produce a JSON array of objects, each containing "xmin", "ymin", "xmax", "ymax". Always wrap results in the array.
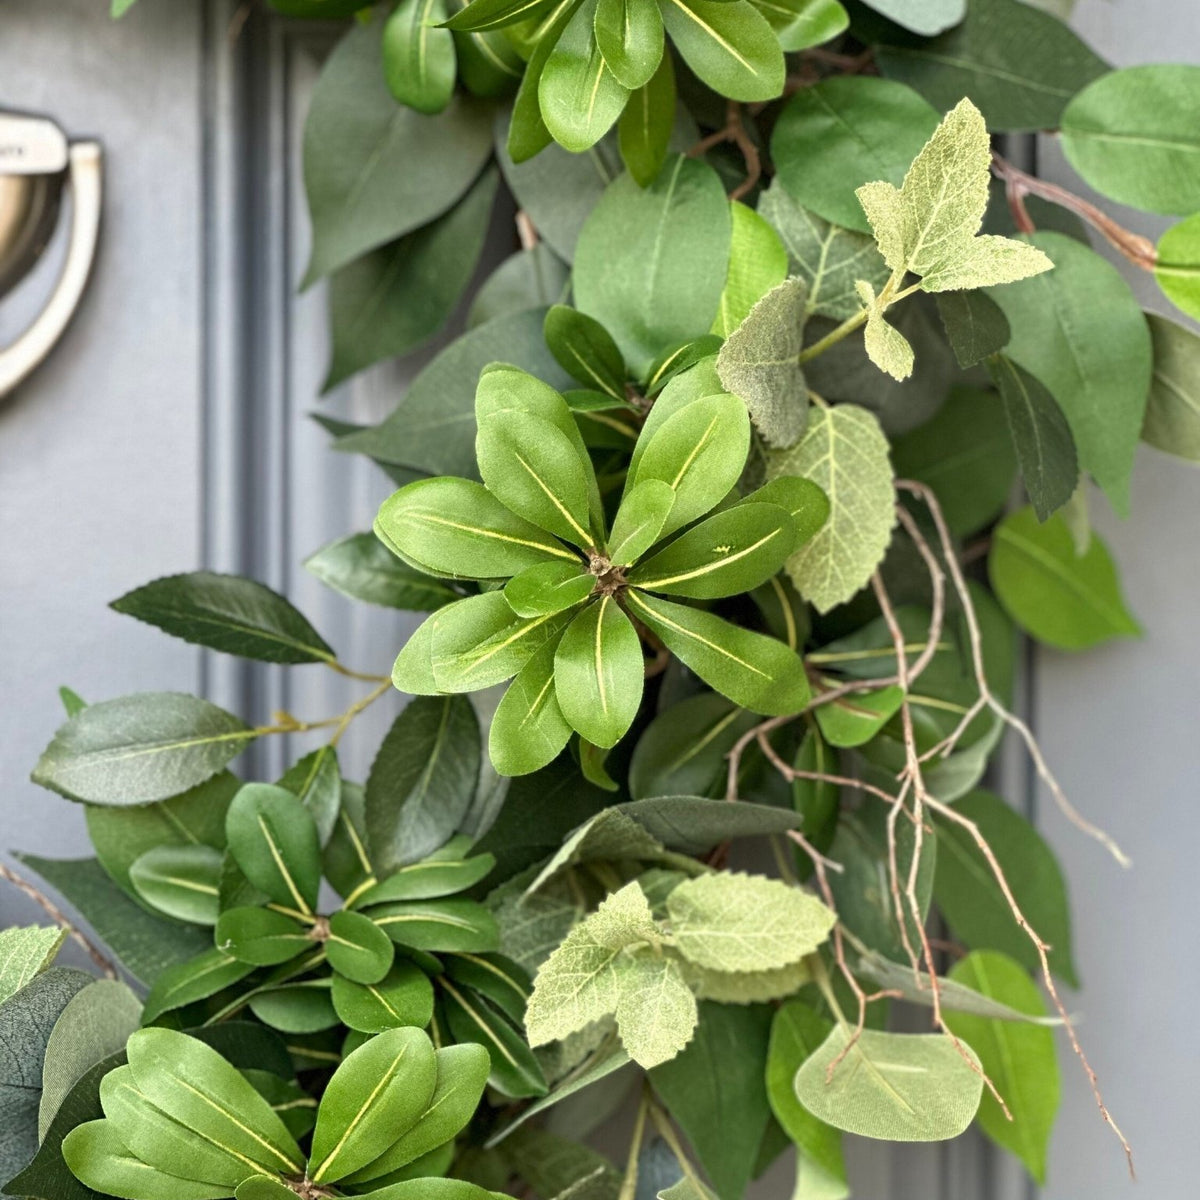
[
  {"xmin": 226, "ymin": 783, "xmax": 322, "ymax": 915},
  {"xmin": 215, "ymin": 907, "xmax": 310, "ymax": 967},
  {"xmin": 326, "ymin": 911, "xmax": 396, "ymax": 985},
  {"xmin": 248, "ymin": 982, "xmax": 339, "ymax": 1034},
  {"xmin": 659, "ymin": 0, "xmax": 784, "ymax": 103},
  {"xmin": 370, "ymin": 898, "xmax": 500, "ymax": 953},
  {"xmin": 383, "ymin": 0, "xmax": 457, "ymax": 115},
  {"xmin": 934, "ymin": 289, "xmax": 1010, "ymax": 369},
  {"xmin": 489, "ymin": 638, "xmax": 574, "ymax": 777},
  {"xmin": 332, "ymin": 962, "xmax": 436, "ymax": 1034},
  {"xmin": 618, "ymin": 51, "xmax": 676, "ymax": 186},
  {"xmin": 544, "ymin": 305, "xmax": 627, "ymax": 399},
  {"xmin": 141, "ymin": 949, "xmax": 257, "ymax": 1024},
  {"xmin": 355, "ymin": 854, "xmax": 496, "ymax": 907},
  {"xmin": 440, "ymin": 980, "xmax": 548, "ymax": 1098},
  {"xmin": 468, "ymin": 245, "xmax": 571, "ymax": 328}
]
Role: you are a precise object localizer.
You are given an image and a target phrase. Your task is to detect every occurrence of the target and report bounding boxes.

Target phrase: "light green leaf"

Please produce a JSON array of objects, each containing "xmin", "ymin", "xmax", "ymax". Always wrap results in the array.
[
  {"xmin": 525, "ymin": 883, "xmax": 658, "ymax": 1046},
  {"xmin": 875, "ymin": 0, "xmax": 1107, "ymax": 132},
  {"xmin": 989, "ymin": 506, "xmax": 1139, "ymax": 651},
  {"xmin": 666, "ymin": 872, "xmax": 835, "ymax": 972},
  {"xmin": 607, "ymin": 480, "xmax": 674, "ymax": 567},
  {"xmin": 310, "ymin": 1026, "xmax": 438, "ymax": 1183},
  {"xmin": 814, "ymin": 685, "xmax": 904, "ymax": 748},
  {"xmin": 383, "ymin": 0, "xmax": 456, "ymax": 115},
  {"xmin": 934, "ymin": 789, "xmax": 1078, "ymax": 986},
  {"xmin": 490, "ymin": 638, "xmax": 574, "ymax": 777},
  {"xmin": 376, "ymin": 476, "xmax": 579, "ymax": 580},
  {"xmin": 658, "ymin": 0, "xmax": 784, "ymax": 103},
  {"xmin": 859, "ymin": 0, "xmax": 961, "ymax": 34},
  {"xmin": 141, "ymin": 948, "xmax": 257, "ymax": 1024},
  {"xmin": 986, "ymin": 355, "xmax": 1077, "ymax": 521},
  {"xmin": 753, "ymin": 0, "xmax": 847, "ymax": 52},
  {"xmin": 33, "ymin": 693, "xmax": 255, "ymax": 806},
  {"xmin": 332, "ymin": 962, "xmax": 436, "ymax": 1034},
  {"xmin": 772, "ymin": 77, "xmax": 939, "ymax": 233},
  {"xmin": 540, "ymin": 0, "xmax": 631, "ymax": 152},
  {"xmin": 0, "ymin": 926, "xmax": 66, "ymax": 1005},
  {"xmin": 612, "ymin": 952, "xmax": 698, "ymax": 1068},
  {"xmin": 226, "ymin": 783, "xmax": 322, "ymax": 915},
  {"xmin": 758, "ymin": 182, "xmax": 889, "ymax": 321},
  {"xmin": 793, "ymin": 1027, "xmax": 983, "ymax": 1141},
  {"xmin": 574, "ymin": 155, "xmax": 732, "ymax": 376},
  {"xmin": 369, "ymin": 897, "xmax": 499, "ymax": 954},
  {"xmin": 129, "ymin": 843, "xmax": 223, "ymax": 925},
  {"xmin": 680, "ymin": 957, "xmax": 810, "ymax": 1005},
  {"xmin": 987, "ymin": 234, "xmax": 1150, "ymax": 517},
  {"xmin": 595, "ymin": 0, "xmax": 664, "ymax": 90},
  {"xmin": 767, "ymin": 404, "xmax": 894, "ymax": 613},
  {"xmin": 716, "ymin": 277, "xmax": 809, "ymax": 448},
  {"xmin": 505, "ymin": 562, "xmax": 596, "ymax": 618},
  {"xmin": 1155, "ymin": 212, "xmax": 1200, "ymax": 322},
  {"xmin": 627, "ymin": 591, "xmax": 809, "ymax": 715},
  {"xmin": 326, "ymin": 910, "xmax": 395, "ymax": 985},
  {"xmin": 712, "ymin": 201, "xmax": 789, "ymax": 339},
  {"xmin": 366, "ymin": 695, "xmax": 481, "ymax": 874},
  {"xmin": 766, "ymin": 1001, "xmax": 845, "ymax": 1182},
  {"xmin": 444, "ymin": 0, "xmax": 557, "ymax": 31},
  {"xmin": 857, "ymin": 280, "xmax": 914, "ymax": 382},
  {"xmin": 619, "ymin": 52, "xmax": 676, "ymax": 186},
  {"xmin": 1061, "ymin": 65, "xmax": 1200, "ymax": 216},
  {"xmin": 1142, "ymin": 312, "xmax": 1200, "ymax": 463},
  {"xmin": 302, "ymin": 21, "xmax": 492, "ymax": 282},
  {"xmin": 943, "ymin": 952, "xmax": 1060, "ymax": 1182}
]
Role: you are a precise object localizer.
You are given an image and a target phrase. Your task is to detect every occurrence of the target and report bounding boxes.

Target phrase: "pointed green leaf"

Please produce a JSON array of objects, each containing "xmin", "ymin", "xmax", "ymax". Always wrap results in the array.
[
  {"xmin": 594, "ymin": 0, "xmax": 663, "ymax": 89},
  {"xmin": 325, "ymin": 781, "xmax": 376, "ymax": 903},
  {"xmin": 129, "ymin": 844, "xmax": 223, "ymax": 925},
  {"xmin": 226, "ymin": 783, "xmax": 322, "ymax": 915},
  {"xmin": 766, "ymin": 404, "xmax": 895, "ymax": 613},
  {"xmin": 383, "ymin": 0, "xmax": 456, "ymax": 115},
  {"xmin": 355, "ymin": 853, "xmax": 496, "ymax": 907},
  {"xmin": 934, "ymin": 290, "xmax": 1010, "ymax": 369},
  {"xmin": 369, "ymin": 898, "xmax": 500, "ymax": 954},
  {"xmin": 444, "ymin": 953, "xmax": 532, "ymax": 1025},
  {"xmin": 753, "ymin": 0, "xmax": 846, "ymax": 51},
  {"xmin": 608, "ymin": 479, "xmax": 676, "ymax": 567},
  {"xmin": 505, "ymin": 562, "xmax": 596, "ymax": 618},
  {"xmin": 444, "ymin": 0, "xmax": 556, "ymax": 30},
  {"xmin": 310, "ymin": 1026, "xmax": 438, "ymax": 1183},
  {"xmin": 439, "ymin": 981, "xmax": 549, "ymax": 1098},
  {"xmin": 813, "ymin": 685, "xmax": 904, "ymax": 749},
  {"xmin": 142, "ymin": 948, "xmax": 257, "ymax": 1023},
  {"xmin": 332, "ymin": 961, "xmax": 436, "ymax": 1033},
  {"xmin": 659, "ymin": 0, "xmax": 784, "ymax": 102},
  {"xmin": 506, "ymin": 0, "xmax": 578, "ymax": 162},
  {"xmin": 110, "ymin": 571, "xmax": 333, "ymax": 664},
  {"xmin": 33, "ymin": 694, "xmax": 255, "ymax": 806},
  {"xmin": 554, "ymin": 597, "xmax": 644, "ymax": 748},
  {"xmin": 544, "ymin": 304, "xmax": 627, "ymax": 398},
  {"xmin": 490, "ymin": 638, "xmax": 574, "ymax": 777},
  {"xmin": 627, "ymin": 590, "xmax": 809, "ymax": 715},
  {"xmin": 618, "ymin": 50, "xmax": 676, "ymax": 186},
  {"xmin": 326, "ymin": 910, "xmax": 396, "ymax": 985},
  {"xmin": 712, "ymin": 201, "xmax": 789, "ymax": 339}
]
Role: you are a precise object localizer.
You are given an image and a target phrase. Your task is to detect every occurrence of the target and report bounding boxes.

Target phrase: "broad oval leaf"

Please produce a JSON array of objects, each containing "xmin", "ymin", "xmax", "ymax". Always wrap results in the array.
[
  {"xmin": 383, "ymin": 0, "xmax": 457, "ymax": 115},
  {"xmin": 376, "ymin": 476, "xmax": 578, "ymax": 581},
  {"xmin": 490, "ymin": 638, "xmax": 574, "ymax": 777},
  {"xmin": 33, "ymin": 693, "xmax": 256, "ymax": 806},
  {"xmin": 326, "ymin": 911, "xmax": 396, "ymax": 985},
  {"xmin": 504, "ymin": 561, "xmax": 596, "ymax": 618},
  {"xmin": 608, "ymin": 479, "xmax": 676, "ymax": 567},
  {"xmin": 626, "ymin": 591, "xmax": 809, "ymax": 715},
  {"xmin": 794, "ymin": 1026, "xmax": 984, "ymax": 1141},
  {"xmin": 629, "ymin": 503, "xmax": 796, "ymax": 599},
  {"xmin": 309, "ymin": 1026, "xmax": 438, "ymax": 1183},
  {"xmin": 659, "ymin": 0, "xmax": 784, "ymax": 103},
  {"xmin": 594, "ymin": 0, "xmax": 664, "ymax": 90},
  {"xmin": 988, "ymin": 506, "xmax": 1139, "ymax": 651},
  {"xmin": 226, "ymin": 783, "xmax": 322, "ymax": 915},
  {"xmin": 141, "ymin": 948, "xmax": 257, "ymax": 1024},
  {"xmin": 543, "ymin": 304, "xmax": 627, "ymax": 398},
  {"xmin": 439, "ymin": 980, "xmax": 549, "ymax": 1098},
  {"xmin": 369, "ymin": 898, "xmax": 501, "ymax": 954},
  {"xmin": 1155, "ymin": 213, "xmax": 1200, "ymax": 322},
  {"xmin": 215, "ymin": 907, "xmax": 311, "ymax": 967},
  {"xmin": 129, "ymin": 844, "xmax": 223, "ymax": 925},
  {"xmin": 354, "ymin": 853, "xmax": 497, "ymax": 907},
  {"xmin": 110, "ymin": 571, "xmax": 333, "ymax": 664},
  {"xmin": 248, "ymin": 981, "xmax": 339, "ymax": 1034},
  {"xmin": 332, "ymin": 961, "xmax": 436, "ymax": 1034}
]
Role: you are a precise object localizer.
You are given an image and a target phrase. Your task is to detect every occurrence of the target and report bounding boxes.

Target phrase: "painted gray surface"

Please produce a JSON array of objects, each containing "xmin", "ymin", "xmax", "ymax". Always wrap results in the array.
[{"xmin": 0, "ymin": 1, "xmax": 1196, "ymax": 1197}]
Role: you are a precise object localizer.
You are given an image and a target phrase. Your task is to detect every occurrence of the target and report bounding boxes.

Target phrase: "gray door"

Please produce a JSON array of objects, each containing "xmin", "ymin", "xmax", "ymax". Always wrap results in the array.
[{"xmin": 1, "ymin": 2, "xmax": 1195, "ymax": 1197}]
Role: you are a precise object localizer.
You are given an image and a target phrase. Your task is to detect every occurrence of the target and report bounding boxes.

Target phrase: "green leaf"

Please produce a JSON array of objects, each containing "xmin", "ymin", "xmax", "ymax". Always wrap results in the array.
[
  {"xmin": 766, "ymin": 1001, "xmax": 845, "ymax": 1182},
  {"xmin": 630, "ymin": 504, "xmax": 796, "ymax": 599},
  {"xmin": 716, "ymin": 277, "xmax": 809, "ymax": 448},
  {"xmin": 554, "ymin": 597, "xmax": 645, "ymax": 748},
  {"xmin": 618, "ymin": 50, "xmax": 676, "ymax": 186},
  {"xmin": 356, "ymin": 853, "xmax": 496, "ymax": 907},
  {"xmin": 712, "ymin": 202, "xmax": 789, "ymax": 339},
  {"xmin": 141, "ymin": 949, "xmax": 256, "ymax": 1023},
  {"xmin": 34, "ymin": 693, "xmax": 256, "ymax": 808},
  {"xmin": 1155, "ymin": 212, "xmax": 1200, "ymax": 322},
  {"xmin": 859, "ymin": 0, "xmax": 961, "ymax": 34},
  {"xmin": 658, "ymin": 0, "xmax": 783, "ymax": 103},
  {"xmin": 986, "ymin": 355, "xmax": 1077, "ymax": 520},
  {"xmin": 794, "ymin": 1027, "xmax": 983, "ymax": 1141},
  {"xmin": 934, "ymin": 789, "xmax": 1078, "ymax": 987},
  {"xmin": 753, "ymin": 0, "xmax": 847, "ymax": 52},
  {"xmin": 943, "ymin": 952, "xmax": 1060, "ymax": 1182},
  {"xmin": 1060, "ymin": 65, "xmax": 1200, "ymax": 215},
  {"xmin": 934, "ymin": 289, "xmax": 1010, "ymax": 369},
  {"xmin": 771, "ymin": 77, "xmax": 939, "ymax": 233},
  {"xmin": 989, "ymin": 506, "xmax": 1139, "ymax": 651},
  {"xmin": 627, "ymin": 591, "xmax": 809, "ymax": 715},
  {"xmin": 366, "ymin": 696, "xmax": 481, "ymax": 874},
  {"xmin": 574, "ymin": 155, "xmax": 732, "ymax": 376},
  {"xmin": 383, "ymin": 0, "xmax": 456, "ymax": 114},
  {"xmin": 1142, "ymin": 312, "xmax": 1200, "ymax": 463},
  {"xmin": 128, "ymin": 1027, "xmax": 305, "ymax": 1175},
  {"xmin": 326, "ymin": 910, "xmax": 396, "ymax": 985},
  {"xmin": 444, "ymin": 0, "xmax": 556, "ymax": 31},
  {"xmin": 857, "ymin": 99, "xmax": 1052, "ymax": 292},
  {"xmin": 0, "ymin": 926, "xmax": 66, "ymax": 1005},
  {"xmin": 857, "ymin": 280, "xmax": 914, "ymax": 381},
  {"xmin": 332, "ymin": 961, "xmax": 436, "ymax": 1033},
  {"xmin": 875, "ymin": 0, "xmax": 1107, "ymax": 132},
  {"xmin": 524, "ymin": 808, "xmax": 667, "ymax": 896},
  {"xmin": 215, "ymin": 907, "xmax": 309, "ymax": 966},
  {"xmin": 325, "ymin": 168, "xmax": 498, "ymax": 387},
  {"xmin": 440, "ymin": 978, "xmax": 548, "ymax": 1098},
  {"xmin": 767, "ymin": 404, "xmax": 895, "ymax": 613},
  {"xmin": 627, "ymin": 393, "xmax": 750, "ymax": 537},
  {"xmin": 608, "ymin": 479, "xmax": 676, "ymax": 567},
  {"xmin": 489, "ymin": 638, "xmax": 574, "ymax": 777},
  {"xmin": 612, "ymin": 952, "xmax": 698, "ymax": 1068},
  {"xmin": 469, "ymin": 246, "xmax": 571, "ymax": 329},
  {"xmin": 505, "ymin": 563, "xmax": 596, "ymax": 620},
  {"xmin": 236, "ymin": 1174, "xmax": 298, "ymax": 1200},
  {"xmin": 226, "ymin": 783, "xmax": 322, "ymax": 915},
  {"xmin": 891, "ymin": 385, "xmax": 1016, "ymax": 537},
  {"xmin": 310, "ymin": 1026, "xmax": 438, "ymax": 1183},
  {"xmin": 758, "ymin": 182, "xmax": 889, "ymax": 321},
  {"xmin": 540, "ymin": 0, "xmax": 631, "ymax": 152},
  {"xmin": 279, "ymin": 746, "xmax": 342, "ymax": 848},
  {"xmin": 544, "ymin": 305, "xmax": 627, "ymax": 399},
  {"xmin": 789, "ymin": 727, "xmax": 838, "ymax": 880},
  {"xmin": 667, "ymin": 872, "xmax": 835, "ymax": 971},
  {"xmin": 594, "ymin": 0, "xmax": 664, "ymax": 89},
  {"xmin": 129, "ymin": 843, "xmax": 223, "ymax": 925},
  {"xmin": 302, "ymin": 20, "xmax": 492, "ymax": 282},
  {"xmin": 650, "ymin": 1002, "xmax": 773, "ymax": 1200},
  {"xmin": 110, "ymin": 571, "xmax": 333, "ymax": 664},
  {"xmin": 249, "ymin": 981, "xmax": 339, "ymax": 1034},
  {"xmin": 814, "ymin": 685, "xmax": 905, "ymax": 749},
  {"xmin": 369, "ymin": 897, "xmax": 500, "ymax": 953},
  {"xmin": 0, "ymin": 967, "xmax": 92, "ymax": 1191}
]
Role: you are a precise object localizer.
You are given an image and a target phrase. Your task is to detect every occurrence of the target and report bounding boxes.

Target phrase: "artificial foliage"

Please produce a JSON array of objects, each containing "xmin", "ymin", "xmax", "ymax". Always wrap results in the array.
[{"xmin": 6, "ymin": 1, "xmax": 1199, "ymax": 1199}]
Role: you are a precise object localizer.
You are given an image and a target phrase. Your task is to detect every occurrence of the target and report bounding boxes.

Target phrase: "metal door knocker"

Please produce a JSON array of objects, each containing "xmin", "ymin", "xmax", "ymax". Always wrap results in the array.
[{"xmin": 0, "ymin": 111, "xmax": 103, "ymax": 400}]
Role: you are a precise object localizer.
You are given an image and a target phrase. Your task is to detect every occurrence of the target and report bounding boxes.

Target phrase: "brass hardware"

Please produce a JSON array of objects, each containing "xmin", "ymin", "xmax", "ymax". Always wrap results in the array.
[{"xmin": 0, "ymin": 111, "xmax": 103, "ymax": 399}]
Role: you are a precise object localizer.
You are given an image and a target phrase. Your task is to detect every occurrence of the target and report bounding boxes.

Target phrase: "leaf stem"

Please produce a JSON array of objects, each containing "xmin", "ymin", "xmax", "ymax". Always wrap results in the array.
[
  {"xmin": 618, "ymin": 1084, "xmax": 652, "ymax": 1200},
  {"xmin": 648, "ymin": 1093, "xmax": 710, "ymax": 1196},
  {"xmin": 796, "ymin": 308, "xmax": 868, "ymax": 364}
]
